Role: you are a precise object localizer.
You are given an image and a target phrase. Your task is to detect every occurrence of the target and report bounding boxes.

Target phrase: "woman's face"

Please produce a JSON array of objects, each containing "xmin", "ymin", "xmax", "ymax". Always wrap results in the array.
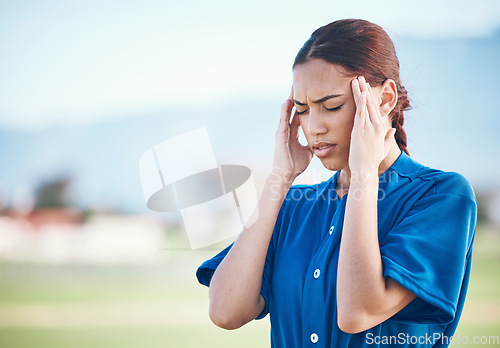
[{"xmin": 292, "ymin": 59, "xmax": 357, "ymax": 171}]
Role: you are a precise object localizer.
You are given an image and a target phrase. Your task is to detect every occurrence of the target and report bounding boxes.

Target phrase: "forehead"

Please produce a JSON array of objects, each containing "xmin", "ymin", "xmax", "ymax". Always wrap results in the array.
[{"xmin": 293, "ymin": 59, "xmax": 353, "ymax": 98}]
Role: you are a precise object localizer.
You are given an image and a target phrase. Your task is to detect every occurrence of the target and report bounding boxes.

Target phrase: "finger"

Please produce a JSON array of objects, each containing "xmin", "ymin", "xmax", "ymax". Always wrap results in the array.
[
  {"xmin": 289, "ymin": 85, "xmax": 293, "ymax": 101},
  {"xmin": 367, "ymin": 83, "xmax": 380, "ymax": 116},
  {"xmin": 276, "ymin": 100, "xmax": 294, "ymax": 141},
  {"xmin": 359, "ymin": 78, "xmax": 380, "ymax": 127},
  {"xmin": 358, "ymin": 76, "xmax": 367, "ymax": 93},
  {"xmin": 366, "ymin": 83, "xmax": 382, "ymax": 127},
  {"xmin": 383, "ymin": 128, "xmax": 397, "ymax": 155},
  {"xmin": 353, "ymin": 91, "xmax": 367, "ymax": 131},
  {"xmin": 386, "ymin": 127, "xmax": 397, "ymax": 141},
  {"xmin": 351, "ymin": 78, "xmax": 361, "ymax": 107},
  {"xmin": 358, "ymin": 78, "xmax": 374, "ymax": 128},
  {"xmin": 289, "ymin": 110, "xmax": 301, "ymax": 140},
  {"xmin": 279, "ymin": 98, "xmax": 294, "ymax": 124},
  {"xmin": 356, "ymin": 76, "xmax": 371, "ymax": 116}
]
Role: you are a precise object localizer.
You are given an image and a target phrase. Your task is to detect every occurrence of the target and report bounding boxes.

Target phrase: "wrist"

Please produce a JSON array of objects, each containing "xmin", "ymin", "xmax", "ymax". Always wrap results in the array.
[
  {"xmin": 350, "ymin": 170, "xmax": 379, "ymax": 186},
  {"xmin": 348, "ymin": 171, "xmax": 379, "ymax": 200},
  {"xmin": 269, "ymin": 168, "xmax": 296, "ymax": 187},
  {"xmin": 266, "ymin": 171, "xmax": 294, "ymax": 201}
]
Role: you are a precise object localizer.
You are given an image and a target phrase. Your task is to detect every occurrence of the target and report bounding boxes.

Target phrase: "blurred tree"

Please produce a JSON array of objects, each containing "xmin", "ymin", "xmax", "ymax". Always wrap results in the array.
[{"xmin": 34, "ymin": 177, "xmax": 73, "ymax": 209}]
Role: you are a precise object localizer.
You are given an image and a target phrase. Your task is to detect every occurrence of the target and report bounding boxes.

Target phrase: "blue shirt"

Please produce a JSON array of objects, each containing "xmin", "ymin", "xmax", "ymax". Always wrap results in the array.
[{"xmin": 196, "ymin": 151, "xmax": 477, "ymax": 347}]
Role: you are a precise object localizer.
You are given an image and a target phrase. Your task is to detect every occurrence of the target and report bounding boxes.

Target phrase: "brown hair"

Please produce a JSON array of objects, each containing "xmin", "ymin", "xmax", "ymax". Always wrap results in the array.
[{"xmin": 293, "ymin": 19, "xmax": 411, "ymax": 155}]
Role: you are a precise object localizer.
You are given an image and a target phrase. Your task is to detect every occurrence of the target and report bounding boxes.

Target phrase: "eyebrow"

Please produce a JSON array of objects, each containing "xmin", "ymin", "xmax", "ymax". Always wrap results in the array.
[{"xmin": 293, "ymin": 94, "xmax": 344, "ymax": 106}]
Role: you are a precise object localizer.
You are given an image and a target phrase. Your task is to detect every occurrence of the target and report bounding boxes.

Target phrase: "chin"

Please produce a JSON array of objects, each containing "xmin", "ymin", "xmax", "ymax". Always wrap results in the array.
[
  {"xmin": 319, "ymin": 156, "xmax": 347, "ymax": 172},
  {"xmin": 319, "ymin": 158, "xmax": 339, "ymax": 171}
]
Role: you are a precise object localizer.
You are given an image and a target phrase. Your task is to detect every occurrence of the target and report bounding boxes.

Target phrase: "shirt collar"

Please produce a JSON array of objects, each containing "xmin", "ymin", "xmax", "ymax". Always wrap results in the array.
[
  {"xmin": 388, "ymin": 151, "xmax": 424, "ymax": 178},
  {"xmin": 327, "ymin": 150, "xmax": 424, "ymax": 192}
]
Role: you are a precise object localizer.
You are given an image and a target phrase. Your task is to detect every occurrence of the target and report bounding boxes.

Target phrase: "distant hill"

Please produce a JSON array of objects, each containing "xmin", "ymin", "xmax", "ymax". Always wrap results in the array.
[
  {"xmin": 0, "ymin": 100, "xmax": 279, "ymax": 213},
  {"xmin": 0, "ymin": 33, "xmax": 499, "ymax": 213}
]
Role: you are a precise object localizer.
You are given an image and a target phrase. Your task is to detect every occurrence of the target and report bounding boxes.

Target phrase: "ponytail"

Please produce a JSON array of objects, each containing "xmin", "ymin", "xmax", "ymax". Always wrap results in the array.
[{"xmin": 392, "ymin": 83, "xmax": 412, "ymax": 156}]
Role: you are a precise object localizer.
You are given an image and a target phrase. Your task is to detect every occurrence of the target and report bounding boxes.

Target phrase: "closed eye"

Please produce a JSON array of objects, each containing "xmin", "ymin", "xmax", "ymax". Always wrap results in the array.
[
  {"xmin": 325, "ymin": 104, "xmax": 343, "ymax": 112},
  {"xmin": 296, "ymin": 104, "xmax": 343, "ymax": 115}
]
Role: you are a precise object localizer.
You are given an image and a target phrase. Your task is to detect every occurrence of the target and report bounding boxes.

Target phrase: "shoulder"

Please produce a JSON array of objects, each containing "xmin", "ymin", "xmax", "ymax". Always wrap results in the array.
[
  {"xmin": 429, "ymin": 171, "xmax": 475, "ymax": 202},
  {"xmin": 383, "ymin": 157, "xmax": 477, "ymax": 251},
  {"xmin": 411, "ymin": 166, "xmax": 476, "ymax": 204},
  {"xmin": 390, "ymin": 152, "xmax": 476, "ymax": 204}
]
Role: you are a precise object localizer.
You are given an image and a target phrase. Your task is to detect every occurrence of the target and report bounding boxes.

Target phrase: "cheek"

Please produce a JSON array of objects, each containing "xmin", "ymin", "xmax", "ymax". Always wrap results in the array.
[
  {"xmin": 331, "ymin": 107, "xmax": 355, "ymax": 130},
  {"xmin": 299, "ymin": 117, "xmax": 308, "ymax": 132},
  {"xmin": 298, "ymin": 118, "xmax": 310, "ymax": 140},
  {"xmin": 342, "ymin": 105, "xmax": 356, "ymax": 130}
]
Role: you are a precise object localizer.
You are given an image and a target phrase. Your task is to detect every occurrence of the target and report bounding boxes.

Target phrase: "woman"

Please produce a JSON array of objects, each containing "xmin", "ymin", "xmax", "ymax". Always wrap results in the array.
[{"xmin": 196, "ymin": 19, "xmax": 477, "ymax": 347}]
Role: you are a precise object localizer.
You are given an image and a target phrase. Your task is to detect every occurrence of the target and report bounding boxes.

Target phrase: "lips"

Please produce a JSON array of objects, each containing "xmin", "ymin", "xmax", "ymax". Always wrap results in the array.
[
  {"xmin": 312, "ymin": 141, "xmax": 335, "ymax": 150},
  {"xmin": 316, "ymin": 144, "xmax": 334, "ymax": 150},
  {"xmin": 312, "ymin": 141, "xmax": 336, "ymax": 158}
]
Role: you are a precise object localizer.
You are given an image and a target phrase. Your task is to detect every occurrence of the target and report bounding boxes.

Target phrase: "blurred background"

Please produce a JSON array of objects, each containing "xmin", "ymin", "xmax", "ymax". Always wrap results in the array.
[{"xmin": 0, "ymin": 0, "xmax": 499, "ymax": 347}]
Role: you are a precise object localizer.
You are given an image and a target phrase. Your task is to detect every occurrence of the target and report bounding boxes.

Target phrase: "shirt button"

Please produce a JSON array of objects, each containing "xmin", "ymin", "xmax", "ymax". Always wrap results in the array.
[
  {"xmin": 310, "ymin": 333, "xmax": 319, "ymax": 343},
  {"xmin": 329, "ymin": 225, "xmax": 334, "ymax": 235},
  {"xmin": 313, "ymin": 269, "xmax": 321, "ymax": 279}
]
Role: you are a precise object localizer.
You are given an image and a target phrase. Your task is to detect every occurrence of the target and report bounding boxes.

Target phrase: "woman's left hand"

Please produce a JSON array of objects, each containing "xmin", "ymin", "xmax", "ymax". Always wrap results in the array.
[{"xmin": 348, "ymin": 76, "xmax": 396, "ymax": 175}]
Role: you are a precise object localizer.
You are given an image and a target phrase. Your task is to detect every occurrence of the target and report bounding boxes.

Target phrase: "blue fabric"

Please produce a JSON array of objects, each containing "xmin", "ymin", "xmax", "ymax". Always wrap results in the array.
[{"xmin": 196, "ymin": 151, "xmax": 477, "ymax": 347}]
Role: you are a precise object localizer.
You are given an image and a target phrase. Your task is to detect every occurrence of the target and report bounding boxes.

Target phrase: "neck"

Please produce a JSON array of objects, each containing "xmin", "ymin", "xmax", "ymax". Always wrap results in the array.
[{"xmin": 336, "ymin": 142, "xmax": 402, "ymax": 196}]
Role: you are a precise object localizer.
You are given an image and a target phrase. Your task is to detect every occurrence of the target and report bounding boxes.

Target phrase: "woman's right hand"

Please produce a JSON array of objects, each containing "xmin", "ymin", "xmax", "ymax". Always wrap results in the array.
[
  {"xmin": 210, "ymin": 91, "xmax": 308, "ymax": 329},
  {"xmin": 272, "ymin": 88, "xmax": 313, "ymax": 184}
]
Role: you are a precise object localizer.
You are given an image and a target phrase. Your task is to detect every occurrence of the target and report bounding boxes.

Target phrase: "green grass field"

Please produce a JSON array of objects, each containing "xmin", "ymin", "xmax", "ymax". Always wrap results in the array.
[{"xmin": 0, "ymin": 227, "xmax": 498, "ymax": 347}]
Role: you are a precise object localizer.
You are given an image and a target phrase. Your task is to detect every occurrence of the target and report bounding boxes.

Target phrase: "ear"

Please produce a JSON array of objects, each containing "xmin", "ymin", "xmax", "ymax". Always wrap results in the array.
[{"xmin": 379, "ymin": 79, "xmax": 398, "ymax": 118}]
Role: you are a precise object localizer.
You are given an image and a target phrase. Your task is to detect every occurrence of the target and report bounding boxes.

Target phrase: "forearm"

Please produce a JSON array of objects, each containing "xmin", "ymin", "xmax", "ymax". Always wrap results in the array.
[
  {"xmin": 337, "ymin": 172, "xmax": 406, "ymax": 332},
  {"xmin": 338, "ymin": 172, "xmax": 384, "ymax": 307},
  {"xmin": 208, "ymin": 172, "xmax": 291, "ymax": 329}
]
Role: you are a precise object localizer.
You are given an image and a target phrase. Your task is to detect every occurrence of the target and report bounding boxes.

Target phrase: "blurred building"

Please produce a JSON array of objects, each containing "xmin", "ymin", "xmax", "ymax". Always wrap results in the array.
[{"xmin": 0, "ymin": 211, "xmax": 167, "ymax": 264}]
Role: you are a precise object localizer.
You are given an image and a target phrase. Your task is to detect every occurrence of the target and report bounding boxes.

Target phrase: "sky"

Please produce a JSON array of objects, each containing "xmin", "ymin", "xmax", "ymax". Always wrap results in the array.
[
  {"xmin": 1, "ymin": 0, "xmax": 500, "ymax": 130},
  {"xmin": 0, "ymin": 0, "xmax": 499, "ymax": 215}
]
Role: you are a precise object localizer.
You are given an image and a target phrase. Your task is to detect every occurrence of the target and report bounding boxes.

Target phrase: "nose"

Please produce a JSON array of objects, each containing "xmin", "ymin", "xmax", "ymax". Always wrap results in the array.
[{"xmin": 305, "ymin": 110, "xmax": 328, "ymax": 136}]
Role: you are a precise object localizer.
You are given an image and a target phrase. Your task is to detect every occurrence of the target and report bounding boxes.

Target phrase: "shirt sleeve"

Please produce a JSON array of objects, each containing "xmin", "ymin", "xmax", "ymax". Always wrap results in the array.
[
  {"xmin": 380, "ymin": 178, "xmax": 477, "ymax": 325},
  {"xmin": 195, "ymin": 202, "xmax": 284, "ymax": 320}
]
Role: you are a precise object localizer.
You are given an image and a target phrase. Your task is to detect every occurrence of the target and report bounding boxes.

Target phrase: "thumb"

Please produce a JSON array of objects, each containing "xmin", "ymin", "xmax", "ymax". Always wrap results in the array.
[
  {"xmin": 384, "ymin": 128, "xmax": 397, "ymax": 152},
  {"xmin": 386, "ymin": 127, "xmax": 397, "ymax": 141}
]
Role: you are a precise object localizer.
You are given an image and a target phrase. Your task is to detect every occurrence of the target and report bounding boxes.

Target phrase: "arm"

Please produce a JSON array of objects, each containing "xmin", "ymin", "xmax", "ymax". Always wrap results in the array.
[
  {"xmin": 208, "ymin": 174, "xmax": 290, "ymax": 329},
  {"xmin": 208, "ymin": 90, "xmax": 312, "ymax": 330},
  {"xmin": 337, "ymin": 174, "xmax": 416, "ymax": 333},
  {"xmin": 336, "ymin": 77, "xmax": 416, "ymax": 334}
]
